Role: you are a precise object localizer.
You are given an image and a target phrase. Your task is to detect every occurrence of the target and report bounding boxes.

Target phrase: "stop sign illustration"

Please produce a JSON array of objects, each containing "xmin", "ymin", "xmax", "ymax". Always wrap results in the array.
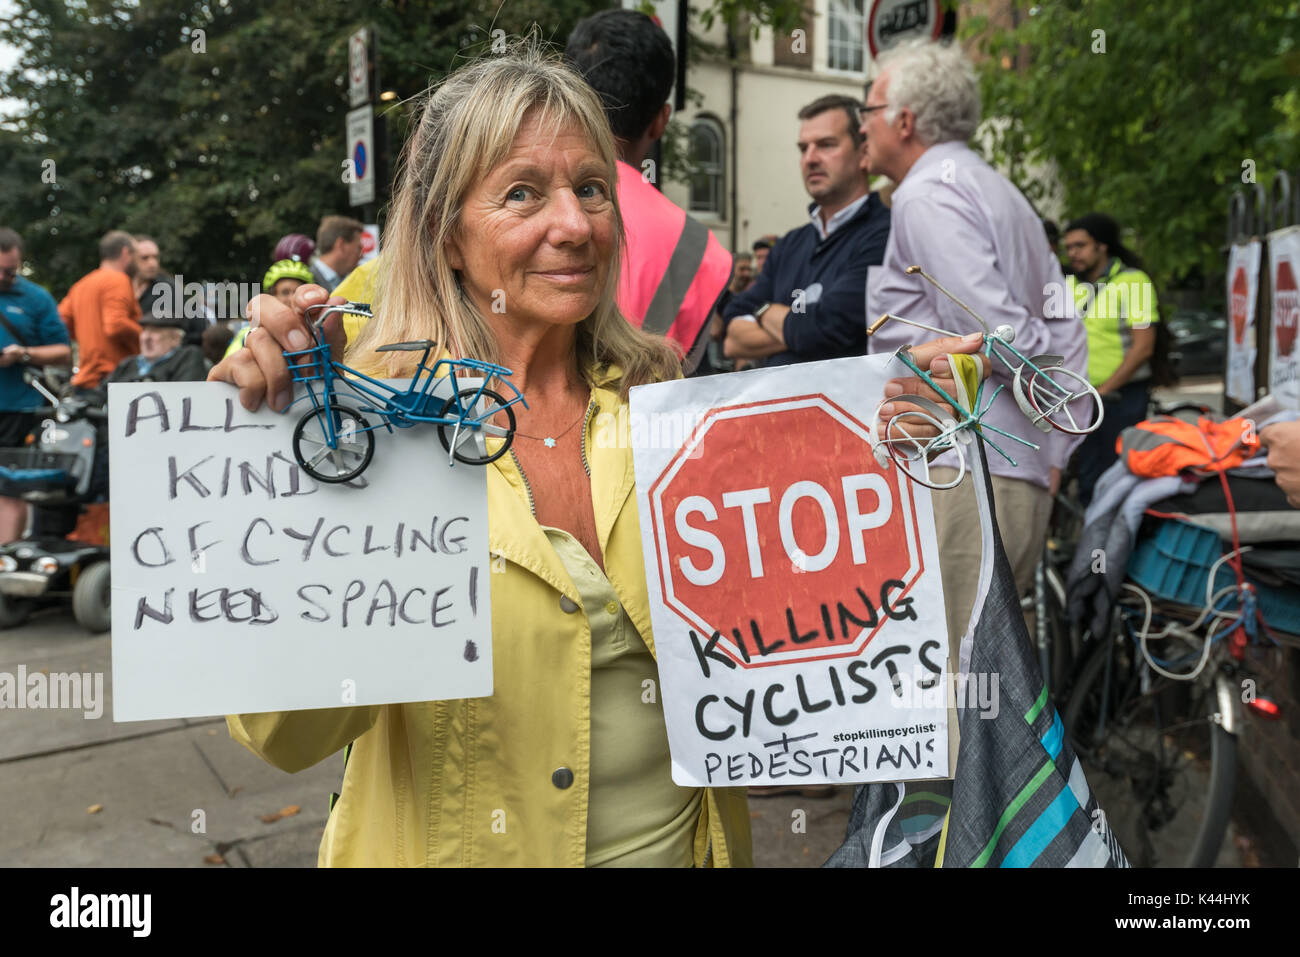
[{"xmin": 647, "ymin": 394, "xmax": 922, "ymax": 669}]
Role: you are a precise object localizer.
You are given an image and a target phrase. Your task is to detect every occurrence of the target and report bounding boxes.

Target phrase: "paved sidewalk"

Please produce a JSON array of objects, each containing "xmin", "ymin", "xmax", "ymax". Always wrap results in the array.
[
  {"xmin": 2, "ymin": 604, "xmax": 1259, "ymax": 867},
  {"xmin": 2, "ymin": 607, "xmax": 856, "ymax": 867},
  {"xmin": 0, "ymin": 609, "xmax": 339, "ymax": 867}
]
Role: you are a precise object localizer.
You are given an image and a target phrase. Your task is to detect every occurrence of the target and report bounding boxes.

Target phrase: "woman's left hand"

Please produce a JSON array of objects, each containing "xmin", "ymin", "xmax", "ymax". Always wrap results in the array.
[{"xmin": 877, "ymin": 332, "xmax": 991, "ymax": 443}]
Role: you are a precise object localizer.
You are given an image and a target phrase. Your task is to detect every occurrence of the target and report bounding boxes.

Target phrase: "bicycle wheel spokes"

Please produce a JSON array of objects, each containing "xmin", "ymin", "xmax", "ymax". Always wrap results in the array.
[
  {"xmin": 872, "ymin": 407, "xmax": 965, "ymax": 490},
  {"xmin": 1017, "ymin": 364, "xmax": 1104, "ymax": 435},
  {"xmin": 438, "ymin": 387, "xmax": 517, "ymax": 466},
  {"xmin": 1064, "ymin": 633, "xmax": 1230, "ymax": 866},
  {"xmin": 292, "ymin": 403, "xmax": 375, "ymax": 483}
]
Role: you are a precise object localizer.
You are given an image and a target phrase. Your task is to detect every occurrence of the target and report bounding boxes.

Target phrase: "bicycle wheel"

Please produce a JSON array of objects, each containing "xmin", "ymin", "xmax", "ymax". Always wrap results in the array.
[
  {"xmin": 1033, "ymin": 557, "xmax": 1074, "ymax": 700},
  {"xmin": 870, "ymin": 402, "xmax": 966, "ymax": 490},
  {"xmin": 1062, "ymin": 628, "xmax": 1236, "ymax": 867},
  {"xmin": 1014, "ymin": 363, "xmax": 1104, "ymax": 436},
  {"xmin": 293, "ymin": 402, "xmax": 375, "ymax": 483},
  {"xmin": 438, "ymin": 388, "xmax": 516, "ymax": 466}
]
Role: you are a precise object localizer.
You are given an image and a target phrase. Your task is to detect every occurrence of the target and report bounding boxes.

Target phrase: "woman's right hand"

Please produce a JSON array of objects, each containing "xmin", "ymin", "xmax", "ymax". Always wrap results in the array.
[{"xmin": 208, "ymin": 285, "xmax": 348, "ymax": 412}]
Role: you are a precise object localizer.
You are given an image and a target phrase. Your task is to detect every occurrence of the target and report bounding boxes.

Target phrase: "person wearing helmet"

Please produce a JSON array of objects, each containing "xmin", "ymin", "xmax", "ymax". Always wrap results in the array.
[
  {"xmin": 272, "ymin": 233, "xmax": 316, "ymax": 265},
  {"xmin": 225, "ymin": 260, "xmax": 316, "ymax": 357},
  {"xmin": 263, "ymin": 259, "xmax": 314, "ymax": 306}
]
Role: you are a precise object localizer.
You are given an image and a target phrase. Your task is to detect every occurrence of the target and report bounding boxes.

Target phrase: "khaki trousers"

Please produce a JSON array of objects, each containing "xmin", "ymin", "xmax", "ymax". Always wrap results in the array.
[{"xmin": 928, "ymin": 467, "xmax": 1051, "ymax": 676}]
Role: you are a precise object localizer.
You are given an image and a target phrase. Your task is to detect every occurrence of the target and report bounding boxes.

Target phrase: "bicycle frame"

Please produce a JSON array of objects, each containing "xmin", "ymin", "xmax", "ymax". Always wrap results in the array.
[
  {"xmin": 285, "ymin": 303, "xmax": 529, "ymax": 462},
  {"xmin": 867, "ymin": 264, "xmax": 1104, "ymax": 448},
  {"xmin": 869, "ymin": 344, "xmax": 1040, "ymax": 488}
]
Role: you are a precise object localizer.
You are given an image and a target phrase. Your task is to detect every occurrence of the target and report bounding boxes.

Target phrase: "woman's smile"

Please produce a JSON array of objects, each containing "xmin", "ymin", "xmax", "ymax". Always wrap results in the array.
[{"xmin": 534, "ymin": 265, "xmax": 595, "ymax": 284}]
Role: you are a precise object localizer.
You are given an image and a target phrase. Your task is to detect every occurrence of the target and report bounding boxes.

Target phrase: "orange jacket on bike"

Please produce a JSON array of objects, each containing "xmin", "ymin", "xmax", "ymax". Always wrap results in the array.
[{"xmin": 1119, "ymin": 415, "xmax": 1259, "ymax": 478}]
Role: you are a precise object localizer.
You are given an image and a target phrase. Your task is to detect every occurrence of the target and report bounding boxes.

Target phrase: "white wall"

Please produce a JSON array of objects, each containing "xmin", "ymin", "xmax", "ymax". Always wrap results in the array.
[{"xmin": 665, "ymin": 1, "xmax": 868, "ymax": 256}]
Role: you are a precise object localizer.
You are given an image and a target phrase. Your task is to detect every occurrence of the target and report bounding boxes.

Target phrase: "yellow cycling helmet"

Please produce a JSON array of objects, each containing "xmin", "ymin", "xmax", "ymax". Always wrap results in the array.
[{"xmin": 262, "ymin": 258, "xmax": 314, "ymax": 291}]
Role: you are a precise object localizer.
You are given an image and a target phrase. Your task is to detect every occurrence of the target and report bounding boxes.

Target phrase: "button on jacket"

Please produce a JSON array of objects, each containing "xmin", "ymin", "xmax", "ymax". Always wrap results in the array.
[{"xmin": 226, "ymin": 367, "xmax": 752, "ymax": 867}]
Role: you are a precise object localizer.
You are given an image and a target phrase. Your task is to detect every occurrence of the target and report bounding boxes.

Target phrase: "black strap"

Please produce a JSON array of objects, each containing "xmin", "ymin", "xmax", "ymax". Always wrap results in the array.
[{"xmin": 0, "ymin": 311, "xmax": 30, "ymax": 348}]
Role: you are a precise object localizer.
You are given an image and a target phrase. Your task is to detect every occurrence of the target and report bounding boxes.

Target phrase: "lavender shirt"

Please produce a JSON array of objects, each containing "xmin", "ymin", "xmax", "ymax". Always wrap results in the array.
[{"xmin": 866, "ymin": 141, "xmax": 1089, "ymax": 490}]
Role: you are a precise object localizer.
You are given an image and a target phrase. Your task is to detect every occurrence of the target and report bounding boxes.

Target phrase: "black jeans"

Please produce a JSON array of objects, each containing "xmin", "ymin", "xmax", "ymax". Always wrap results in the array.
[{"xmin": 1076, "ymin": 379, "xmax": 1151, "ymax": 508}]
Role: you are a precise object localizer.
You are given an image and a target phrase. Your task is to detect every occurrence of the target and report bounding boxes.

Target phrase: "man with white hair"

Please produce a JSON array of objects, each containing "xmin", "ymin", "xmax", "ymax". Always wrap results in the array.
[
  {"xmin": 861, "ymin": 40, "xmax": 1088, "ymax": 658},
  {"xmin": 92, "ymin": 311, "xmax": 206, "ymax": 397}
]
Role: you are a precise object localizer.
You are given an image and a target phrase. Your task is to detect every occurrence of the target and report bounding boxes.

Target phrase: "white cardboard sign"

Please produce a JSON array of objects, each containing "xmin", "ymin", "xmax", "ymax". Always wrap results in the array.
[
  {"xmin": 1268, "ymin": 226, "xmax": 1300, "ymax": 411},
  {"xmin": 1227, "ymin": 240, "xmax": 1262, "ymax": 406},
  {"xmin": 108, "ymin": 382, "xmax": 492, "ymax": 722},
  {"xmin": 630, "ymin": 355, "xmax": 949, "ymax": 787}
]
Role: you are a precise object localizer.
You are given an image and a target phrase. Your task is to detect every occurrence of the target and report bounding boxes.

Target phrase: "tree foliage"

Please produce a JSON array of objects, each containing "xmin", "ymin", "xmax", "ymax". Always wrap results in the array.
[
  {"xmin": 965, "ymin": 1, "xmax": 1300, "ymax": 294},
  {"xmin": 0, "ymin": 0, "xmax": 606, "ymax": 293}
]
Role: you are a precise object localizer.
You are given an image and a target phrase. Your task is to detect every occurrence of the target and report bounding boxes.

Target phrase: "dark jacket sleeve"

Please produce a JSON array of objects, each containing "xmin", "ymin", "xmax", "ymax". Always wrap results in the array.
[
  {"xmin": 164, "ymin": 346, "xmax": 209, "ymax": 382},
  {"xmin": 781, "ymin": 202, "xmax": 891, "ymax": 360},
  {"xmin": 722, "ymin": 236, "xmax": 785, "ymax": 323}
]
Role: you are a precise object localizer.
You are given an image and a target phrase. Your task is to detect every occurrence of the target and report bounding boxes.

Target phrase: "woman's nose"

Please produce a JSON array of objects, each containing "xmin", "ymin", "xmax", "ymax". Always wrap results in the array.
[{"xmin": 547, "ymin": 189, "xmax": 594, "ymax": 245}]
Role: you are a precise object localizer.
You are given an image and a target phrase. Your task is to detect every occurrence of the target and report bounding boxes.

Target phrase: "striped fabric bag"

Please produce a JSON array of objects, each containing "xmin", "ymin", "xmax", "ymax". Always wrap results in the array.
[{"xmin": 827, "ymin": 360, "xmax": 1128, "ymax": 869}]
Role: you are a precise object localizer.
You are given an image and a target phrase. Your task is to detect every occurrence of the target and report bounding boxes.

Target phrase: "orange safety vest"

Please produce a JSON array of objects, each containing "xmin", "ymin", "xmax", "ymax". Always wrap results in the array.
[
  {"xmin": 615, "ymin": 160, "xmax": 732, "ymax": 365},
  {"xmin": 1119, "ymin": 415, "xmax": 1259, "ymax": 478}
]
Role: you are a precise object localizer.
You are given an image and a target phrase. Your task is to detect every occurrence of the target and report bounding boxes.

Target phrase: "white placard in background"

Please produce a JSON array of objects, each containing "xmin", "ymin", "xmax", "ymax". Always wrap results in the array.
[
  {"xmin": 109, "ymin": 381, "xmax": 492, "ymax": 722},
  {"xmin": 1227, "ymin": 240, "xmax": 1262, "ymax": 406},
  {"xmin": 1268, "ymin": 226, "xmax": 1300, "ymax": 411}
]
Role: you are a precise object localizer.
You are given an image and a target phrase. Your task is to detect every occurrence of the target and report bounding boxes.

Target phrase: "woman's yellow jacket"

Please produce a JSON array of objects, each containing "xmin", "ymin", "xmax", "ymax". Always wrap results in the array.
[{"xmin": 226, "ymin": 372, "xmax": 753, "ymax": 866}]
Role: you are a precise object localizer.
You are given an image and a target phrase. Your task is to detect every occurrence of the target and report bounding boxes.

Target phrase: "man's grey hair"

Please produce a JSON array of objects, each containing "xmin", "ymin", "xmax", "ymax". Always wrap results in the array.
[{"xmin": 878, "ymin": 39, "xmax": 980, "ymax": 147}]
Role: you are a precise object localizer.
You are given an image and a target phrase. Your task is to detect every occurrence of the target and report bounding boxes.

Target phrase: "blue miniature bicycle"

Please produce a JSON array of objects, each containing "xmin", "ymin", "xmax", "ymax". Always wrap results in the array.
[{"xmin": 284, "ymin": 302, "xmax": 529, "ymax": 482}]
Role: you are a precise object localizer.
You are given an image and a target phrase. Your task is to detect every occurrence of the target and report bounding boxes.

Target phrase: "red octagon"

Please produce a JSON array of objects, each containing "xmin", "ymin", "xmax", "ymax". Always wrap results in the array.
[{"xmin": 648, "ymin": 394, "xmax": 923, "ymax": 669}]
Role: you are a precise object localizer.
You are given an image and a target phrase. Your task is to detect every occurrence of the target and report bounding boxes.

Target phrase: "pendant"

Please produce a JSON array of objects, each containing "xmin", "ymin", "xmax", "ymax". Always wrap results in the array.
[{"xmin": 544, "ymin": 437, "xmax": 556, "ymax": 448}]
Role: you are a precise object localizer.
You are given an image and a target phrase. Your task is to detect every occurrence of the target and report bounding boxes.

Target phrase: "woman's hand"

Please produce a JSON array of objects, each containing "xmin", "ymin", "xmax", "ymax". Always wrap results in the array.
[
  {"xmin": 877, "ymin": 332, "xmax": 991, "ymax": 444},
  {"xmin": 1261, "ymin": 420, "xmax": 1300, "ymax": 508},
  {"xmin": 208, "ymin": 285, "xmax": 348, "ymax": 412}
]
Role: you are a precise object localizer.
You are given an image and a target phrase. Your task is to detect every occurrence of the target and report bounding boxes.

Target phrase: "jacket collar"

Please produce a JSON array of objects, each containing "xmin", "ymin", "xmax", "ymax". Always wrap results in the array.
[
  {"xmin": 486, "ymin": 364, "xmax": 636, "ymax": 599},
  {"xmin": 802, "ymin": 191, "xmax": 880, "ymax": 254}
]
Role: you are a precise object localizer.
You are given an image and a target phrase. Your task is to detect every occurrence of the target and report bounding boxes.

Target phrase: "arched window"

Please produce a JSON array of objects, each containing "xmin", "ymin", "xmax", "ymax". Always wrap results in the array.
[{"xmin": 688, "ymin": 116, "xmax": 725, "ymax": 217}]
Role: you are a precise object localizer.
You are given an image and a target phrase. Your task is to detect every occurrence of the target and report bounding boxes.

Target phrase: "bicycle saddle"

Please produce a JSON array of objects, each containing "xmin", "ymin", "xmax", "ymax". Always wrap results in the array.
[{"xmin": 376, "ymin": 340, "xmax": 437, "ymax": 352}]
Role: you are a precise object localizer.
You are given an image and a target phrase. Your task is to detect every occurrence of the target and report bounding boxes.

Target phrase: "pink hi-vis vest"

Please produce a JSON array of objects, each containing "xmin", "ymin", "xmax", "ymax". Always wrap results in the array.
[{"xmin": 615, "ymin": 160, "xmax": 732, "ymax": 365}]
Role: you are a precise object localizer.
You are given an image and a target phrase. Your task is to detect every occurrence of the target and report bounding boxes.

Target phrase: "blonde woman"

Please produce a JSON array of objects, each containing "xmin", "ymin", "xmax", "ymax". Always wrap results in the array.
[
  {"xmin": 210, "ymin": 46, "xmax": 747, "ymax": 868},
  {"xmin": 210, "ymin": 45, "xmax": 983, "ymax": 867}
]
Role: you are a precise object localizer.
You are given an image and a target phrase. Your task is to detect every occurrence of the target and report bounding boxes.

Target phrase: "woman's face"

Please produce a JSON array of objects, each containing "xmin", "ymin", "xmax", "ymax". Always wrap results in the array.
[
  {"xmin": 272, "ymin": 278, "xmax": 304, "ymax": 306},
  {"xmin": 447, "ymin": 111, "xmax": 615, "ymax": 334}
]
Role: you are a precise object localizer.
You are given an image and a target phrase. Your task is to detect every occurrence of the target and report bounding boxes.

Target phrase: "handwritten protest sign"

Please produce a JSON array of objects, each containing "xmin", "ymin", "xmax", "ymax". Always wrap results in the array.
[
  {"xmin": 109, "ymin": 382, "xmax": 491, "ymax": 722},
  {"xmin": 631, "ymin": 355, "xmax": 949, "ymax": 787}
]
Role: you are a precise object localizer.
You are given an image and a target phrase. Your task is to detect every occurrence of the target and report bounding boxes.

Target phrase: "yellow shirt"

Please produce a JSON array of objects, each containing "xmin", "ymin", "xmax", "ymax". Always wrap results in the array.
[
  {"xmin": 543, "ymin": 526, "xmax": 703, "ymax": 867},
  {"xmin": 226, "ymin": 370, "xmax": 753, "ymax": 866}
]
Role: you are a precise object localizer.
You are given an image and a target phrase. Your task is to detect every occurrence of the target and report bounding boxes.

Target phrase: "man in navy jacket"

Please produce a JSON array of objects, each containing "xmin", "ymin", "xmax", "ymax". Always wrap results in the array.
[{"xmin": 723, "ymin": 95, "xmax": 890, "ymax": 367}]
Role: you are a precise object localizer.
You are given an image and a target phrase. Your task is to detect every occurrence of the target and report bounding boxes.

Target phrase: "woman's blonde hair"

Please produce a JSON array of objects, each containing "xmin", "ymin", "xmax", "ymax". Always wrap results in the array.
[{"xmin": 348, "ymin": 40, "xmax": 681, "ymax": 395}]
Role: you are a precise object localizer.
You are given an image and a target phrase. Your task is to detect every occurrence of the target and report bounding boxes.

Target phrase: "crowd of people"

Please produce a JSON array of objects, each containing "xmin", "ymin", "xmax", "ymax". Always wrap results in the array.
[
  {"xmin": 0, "ymin": 213, "xmax": 378, "ymax": 536},
  {"xmin": 2, "ymin": 9, "xmax": 1294, "ymax": 868}
]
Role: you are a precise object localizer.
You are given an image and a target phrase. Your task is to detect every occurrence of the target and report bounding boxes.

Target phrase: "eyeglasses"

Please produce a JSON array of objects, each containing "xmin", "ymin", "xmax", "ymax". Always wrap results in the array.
[{"xmin": 858, "ymin": 103, "xmax": 888, "ymax": 119}]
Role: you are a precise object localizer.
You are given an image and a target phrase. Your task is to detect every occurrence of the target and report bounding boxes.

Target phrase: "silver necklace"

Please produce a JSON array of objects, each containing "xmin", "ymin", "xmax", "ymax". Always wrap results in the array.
[{"xmin": 514, "ymin": 406, "xmax": 587, "ymax": 448}]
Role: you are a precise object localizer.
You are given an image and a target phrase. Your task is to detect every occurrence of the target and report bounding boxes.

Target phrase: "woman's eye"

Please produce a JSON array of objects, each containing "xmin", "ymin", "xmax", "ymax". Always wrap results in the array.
[
  {"xmin": 578, "ymin": 182, "xmax": 606, "ymax": 200},
  {"xmin": 506, "ymin": 187, "xmax": 531, "ymax": 203}
]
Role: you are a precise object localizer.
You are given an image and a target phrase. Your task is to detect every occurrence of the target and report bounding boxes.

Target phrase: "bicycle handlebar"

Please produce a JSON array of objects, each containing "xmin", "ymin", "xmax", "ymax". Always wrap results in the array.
[{"xmin": 303, "ymin": 301, "xmax": 374, "ymax": 340}]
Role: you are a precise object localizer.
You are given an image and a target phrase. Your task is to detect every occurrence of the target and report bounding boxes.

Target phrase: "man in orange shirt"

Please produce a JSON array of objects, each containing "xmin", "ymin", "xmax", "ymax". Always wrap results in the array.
[{"xmin": 59, "ymin": 230, "xmax": 142, "ymax": 390}]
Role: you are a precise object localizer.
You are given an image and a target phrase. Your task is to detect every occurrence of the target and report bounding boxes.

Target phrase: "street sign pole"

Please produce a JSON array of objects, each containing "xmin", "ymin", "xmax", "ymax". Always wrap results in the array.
[
  {"xmin": 347, "ymin": 25, "xmax": 379, "ymax": 223},
  {"xmin": 368, "ymin": 25, "xmax": 382, "ymax": 224}
]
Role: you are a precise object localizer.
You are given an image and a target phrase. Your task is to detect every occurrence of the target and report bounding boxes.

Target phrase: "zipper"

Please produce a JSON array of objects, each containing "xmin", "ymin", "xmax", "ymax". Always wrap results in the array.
[
  {"xmin": 509, "ymin": 393, "xmax": 595, "ymax": 515},
  {"xmin": 508, "ymin": 447, "xmax": 536, "ymax": 517},
  {"xmin": 579, "ymin": 394, "xmax": 595, "ymax": 478},
  {"xmin": 701, "ymin": 841, "xmax": 712, "ymax": 868}
]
